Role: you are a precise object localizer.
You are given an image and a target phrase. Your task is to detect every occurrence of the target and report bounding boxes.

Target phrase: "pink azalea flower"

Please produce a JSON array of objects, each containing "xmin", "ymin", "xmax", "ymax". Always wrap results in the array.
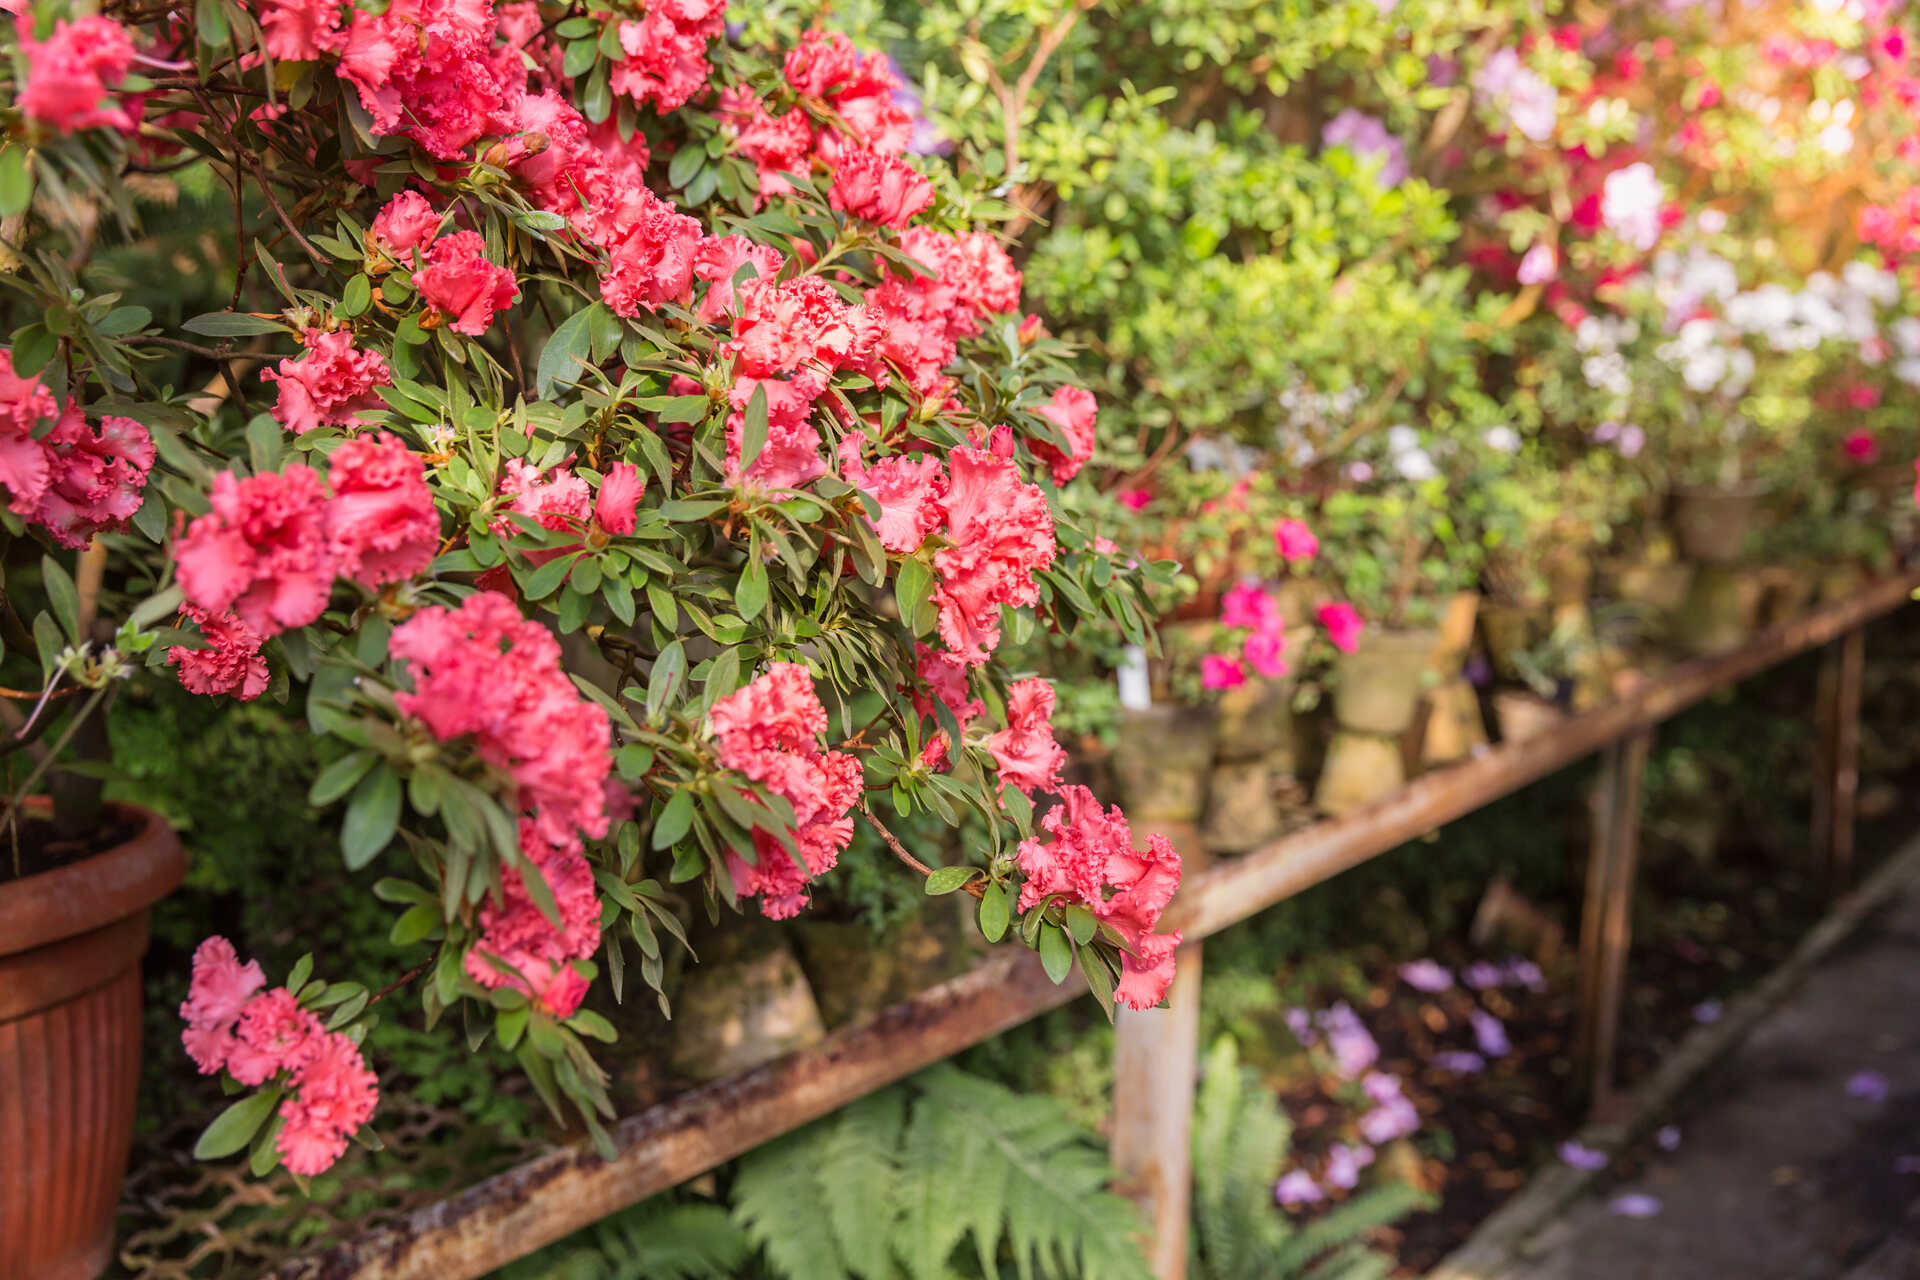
[
  {"xmin": 1317, "ymin": 602, "xmax": 1365, "ymax": 653},
  {"xmin": 1273, "ymin": 518, "xmax": 1319, "ymax": 564},
  {"xmin": 1029, "ymin": 385, "xmax": 1098, "ymax": 486},
  {"xmin": 1201, "ymin": 654, "xmax": 1246, "ymax": 690},
  {"xmin": 608, "ymin": 0, "xmax": 725, "ymax": 113},
  {"xmin": 829, "ymin": 147, "xmax": 934, "ymax": 228},
  {"xmin": 368, "ymin": 191, "xmax": 441, "ymax": 260},
  {"xmin": 593, "ymin": 462, "xmax": 646, "ymax": 535},
  {"xmin": 19, "ymin": 17, "xmax": 137, "ymax": 136},
  {"xmin": 225, "ymin": 987, "xmax": 325, "ymax": 1086},
  {"xmin": 174, "ymin": 465, "xmax": 336, "ymax": 637},
  {"xmin": 275, "ymin": 1030, "xmax": 378, "ymax": 1176},
  {"xmin": 412, "ymin": 231, "xmax": 520, "ymax": 336},
  {"xmin": 169, "ymin": 606, "xmax": 271, "ymax": 701},
  {"xmin": 931, "ymin": 441, "xmax": 1056, "ymax": 666},
  {"xmin": 260, "ymin": 329, "xmax": 393, "ymax": 436},
  {"xmin": 1843, "ymin": 429, "xmax": 1880, "ymax": 463},
  {"xmin": 326, "ymin": 433, "xmax": 438, "ymax": 589},
  {"xmin": 984, "ymin": 678, "xmax": 1066, "ymax": 796},
  {"xmin": 178, "ymin": 936, "xmax": 266, "ymax": 1074},
  {"xmin": 1221, "ymin": 583, "xmax": 1282, "ymax": 634},
  {"xmin": 1243, "ymin": 630, "xmax": 1289, "ymax": 678}
]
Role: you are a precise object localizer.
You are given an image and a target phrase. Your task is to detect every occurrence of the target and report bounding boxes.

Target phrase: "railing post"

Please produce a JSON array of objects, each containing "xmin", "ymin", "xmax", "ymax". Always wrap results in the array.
[
  {"xmin": 1576, "ymin": 728, "xmax": 1651, "ymax": 1114},
  {"xmin": 1112, "ymin": 937, "xmax": 1203, "ymax": 1280},
  {"xmin": 1812, "ymin": 627, "xmax": 1866, "ymax": 893}
]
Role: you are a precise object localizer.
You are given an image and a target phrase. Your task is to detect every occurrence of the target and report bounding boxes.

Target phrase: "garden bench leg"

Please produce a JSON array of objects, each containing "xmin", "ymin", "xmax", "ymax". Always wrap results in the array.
[
  {"xmin": 1813, "ymin": 628, "xmax": 1865, "ymax": 893},
  {"xmin": 1577, "ymin": 728, "xmax": 1652, "ymax": 1114},
  {"xmin": 1113, "ymin": 936, "xmax": 1204, "ymax": 1280}
]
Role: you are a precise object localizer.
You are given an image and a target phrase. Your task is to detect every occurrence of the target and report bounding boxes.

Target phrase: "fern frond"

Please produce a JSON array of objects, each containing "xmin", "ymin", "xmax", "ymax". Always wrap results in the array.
[
  {"xmin": 817, "ymin": 1089, "xmax": 909, "ymax": 1280},
  {"xmin": 734, "ymin": 1116, "xmax": 856, "ymax": 1280},
  {"xmin": 498, "ymin": 1197, "xmax": 749, "ymax": 1280},
  {"xmin": 1272, "ymin": 1182, "xmax": 1429, "ymax": 1274}
]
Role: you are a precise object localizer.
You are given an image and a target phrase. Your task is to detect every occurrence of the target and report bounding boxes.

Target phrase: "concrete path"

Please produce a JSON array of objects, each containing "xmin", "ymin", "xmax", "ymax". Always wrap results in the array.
[{"xmin": 1481, "ymin": 872, "xmax": 1920, "ymax": 1280}]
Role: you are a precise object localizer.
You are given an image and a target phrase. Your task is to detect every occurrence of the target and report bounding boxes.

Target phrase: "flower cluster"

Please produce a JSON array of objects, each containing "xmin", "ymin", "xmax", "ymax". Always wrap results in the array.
[
  {"xmin": 1015, "ymin": 787, "xmax": 1182, "ymax": 1010},
  {"xmin": 179, "ymin": 937, "xmax": 378, "ymax": 1176},
  {"xmin": 0, "ymin": 351, "xmax": 153, "ymax": 549},
  {"xmin": 261, "ymin": 330, "xmax": 393, "ymax": 435},
  {"xmin": 708, "ymin": 663, "xmax": 862, "ymax": 919},
  {"xmin": 172, "ymin": 435, "xmax": 439, "ymax": 641}
]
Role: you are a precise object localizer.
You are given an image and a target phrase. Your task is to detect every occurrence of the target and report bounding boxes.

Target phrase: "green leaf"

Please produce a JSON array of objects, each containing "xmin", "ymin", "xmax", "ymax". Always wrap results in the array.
[
  {"xmin": 1038, "ymin": 924, "xmax": 1073, "ymax": 985},
  {"xmin": 561, "ymin": 37, "xmax": 598, "ymax": 78},
  {"xmin": 40, "ymin": 555, "xmax": 78, "ymax": 645},
  {"xmin": 0, "ymin": 145, "xmax": 31, "ymax": 218},
  {"xmin": 739, "ymin": 382, "xmax": 768, "ymax": 472},
  {"xmin": 978, "ymin": 881, "xmax": 1010, "ymax": 943},
  {"xmin": 1078, "ymin": 944, "xmax": 1117, "ymax": 1017},
  {"xmin": 193, "ymin": 1088, "xmax": 282, "ymax": 1159},
  {"xmin": 285, "ymin": 953, "xmax": 314, "ymax": 995},
  {"xmin": 651, "ymin": 787, "xmax": 695, "ymax": 849},
  {"xmin": 340, "ymin": 273, "xmax": 372, "ymax": 318},
  {"xmin": 736, "ymin": 553, "xmax": 769, "ymax": 622},
  {"xmin": 567, "ymin": 1008, "xmax": 617, "ymax": 1042},
  {"xmin": 519, "ymin": 551, "xmax": 579, "ymax": 600},
  {"xmin": 581, "ymin": 61, "xmax": 612, "ymax": 123},
  {"xmin": 1064, "ymin": 904, "xmax": 1096, "ymax": 946},
  {"xmin": 923, "ymin": 865, "xmax": 979, "ymax": 896},
  {"xmin": 95, "ymin": 305, "xmax": 151, "ymax": 336},
  {"xmin": 340, "ymin": 765, "xmax": 402, "ymax": 870},
  {"xmin": 181, "ymin": 312, "xmax": 289, "ymax": 337},
  {"xmin": 194, "ymin": 0, "xmax": 230, "ymax": 46},
  {"xmin": 894, "ymin": 557, "xmax": 934, "ymax": 636},
  {"xmin": 536, "ymin": 303, "xmax": 603, "ymax": 398},
  {"xmin": 646, "ymin": 639, "xmax": 685, "ymax": 720},
  {"xmin": 668, "ymin": 141, "xmax": 706, "ymax": 190},
  {"xmin": 389, "ymin": 902, "xmax": 441, "ymax": 945}
]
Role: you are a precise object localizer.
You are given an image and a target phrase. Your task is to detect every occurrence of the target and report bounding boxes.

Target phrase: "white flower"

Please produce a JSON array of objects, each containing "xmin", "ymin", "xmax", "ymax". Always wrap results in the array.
[
  {"xmin": 1386, "ymin": 424, "xmax": 1421, "ymax": 455},
  {"xmin": 1818, "ymin": 124, "xmax": 1854, "ymax": 157},
  {"xmin": 1483, "ymin": 425, "xmax": 1522, "ymax": 454},
  {"xmin": 1396, "ymin": 449, "xmax": 1439, "ymax": 481},
  {"xmin": 1601, "ymin": 163, "xmax": 1665, "ymax": 251},
  {"xmin": 1697, "ymin": 209, "xmax": 1729, "ymax": 234}
]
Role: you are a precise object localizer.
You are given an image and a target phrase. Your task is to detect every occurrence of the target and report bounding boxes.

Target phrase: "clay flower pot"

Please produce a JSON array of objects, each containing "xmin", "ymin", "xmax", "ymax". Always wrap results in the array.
[
  {"xmin": 1670, "ymin": 484, "xmax": 1767, "ymax": 566},
  {"xmin": 1, "ymin": 805, "xmax": 183, "ymax": 1280},
  {"xmin": 1330, "ymin": 628, "xmax": 1441, "ymax": 735}
]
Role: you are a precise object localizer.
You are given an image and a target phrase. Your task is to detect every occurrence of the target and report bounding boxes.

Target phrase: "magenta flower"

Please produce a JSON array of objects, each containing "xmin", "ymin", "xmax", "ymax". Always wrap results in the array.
[{"xmin": 1201, "ymin": 654, "xmax": 1247, "ymax": 690}]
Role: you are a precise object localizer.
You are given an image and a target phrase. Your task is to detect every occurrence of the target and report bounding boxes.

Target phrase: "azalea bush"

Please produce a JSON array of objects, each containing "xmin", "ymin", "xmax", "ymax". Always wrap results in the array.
[{"xmin": 0, "ymin": 0, "xmax": 1192, "ymax": 1180}]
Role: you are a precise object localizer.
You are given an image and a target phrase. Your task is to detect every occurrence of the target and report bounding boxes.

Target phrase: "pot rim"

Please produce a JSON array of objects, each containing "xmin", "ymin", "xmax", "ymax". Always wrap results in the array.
[{"xmin": 0, "ymin": 803, "xmax": 184, "ymax": 959}]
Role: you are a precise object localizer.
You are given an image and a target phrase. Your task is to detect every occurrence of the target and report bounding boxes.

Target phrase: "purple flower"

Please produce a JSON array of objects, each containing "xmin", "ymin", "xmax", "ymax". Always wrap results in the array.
[
  {"xmin": 1609, "ymin": 1193, "xmax": 1663, "ymax": 1218},
  {"xmin": 885, "ymin": 56, "xmax": 951, "ymax": 157},
  {"xmin": 1474, "ymin": 49, "xmax": 1558, "ymax": 142},
  {"xmin": 1894, "ymin": 1155, "xmax": 1920, "ymax": 1174},
  {"xmin": 1847, "ymin": 1070, "xmax": 1890, "ymax": 1102},
  {"xmin": 1399, "ymin": 959, "xmax": 1455, "ymax": 993},
  {"xmin": 1359, "ymin": 1096, "xmax": 1422, "ymax": 1144},
  {"xmin": 1692, "ymin": 999, "xmax": 1724, "ymax": 1025},
  {"xmin": 1518, "ymin": 243, "xmax": 1559, "ymax": 285},
  {"xmin": 1322, "ymin": 109, "xmax": 1409, "ymax": 187},
  {"xmin": 1318, "ymin": 1003, "xmax": 1380, "ymax": 1079},
  {"xmin": 1559, "ymin": 1140, "xmax": 1609, "ymax": 1171},
  {"xmin": 1275, "ymin": 1170, "xmax": 1324, "ymax": 1207},
  {"xmin": 1470, "ymin": 1009, "xmax": 1511, "ymax": 1058},
  {"xmin": 1616, "ymin": 424, "xmax": 1646, "ymax": 458},
  {"xmin": 1285, "ymin": 1006, "xmax": 1318, "ymax": 1047},
  {"xmin": 1505, "ymin": 958, "xmax": 1547, "ymax": 992},
  {"xmin": 1325, "ymin": 1142, "xmax": 1375, "ymax": 1190},
  {"xmin": 1362, "ymin": 1070, "xmax": 1404, "ymax": 1105},
  {"xmin": 1435, "ymin": 1050, "xmax": 1487, "ymax": 1073},
  {"xmin": 1656, "ymin": 1125, "xmax": 1682, "ymax": 1152},
  {"xmin": 1463, "ymin": 961, "xmax": 1505, "ymax": 990}
]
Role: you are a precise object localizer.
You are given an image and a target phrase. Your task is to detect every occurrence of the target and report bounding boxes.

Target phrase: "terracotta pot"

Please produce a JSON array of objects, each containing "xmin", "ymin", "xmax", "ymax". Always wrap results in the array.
[
  {"xmin": 1330, "ymin": 628, "xmax": 1440, "ymax": 735},
  {"xmin": 2, "ymin": 805, "xmax": 183, "ymax": 1280},
  {"xmin": 1670, "ymin": 484, "xmax": 1767, "ymax": 565},
  {"xmin": 1314, "ymin": 730, "xmax": 1405, "ymax": 817}
]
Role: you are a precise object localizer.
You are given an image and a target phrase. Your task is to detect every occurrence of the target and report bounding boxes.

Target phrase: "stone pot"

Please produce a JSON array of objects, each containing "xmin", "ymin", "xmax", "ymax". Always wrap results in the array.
[
  {"xmin": 1314, "ymin": 730, "xmax": 1405, "ymax": 817},
  {"xmin": 1543, "ymin": 544, "xmax": 1594, "ymax": 607},
  {"xmin": 1670, "ymin": 484, "xmax": 1767, "ymax": 565},
  {"xmin": 1420, "ymin": 676, "xmax": 1489, "ymax": 767},
  {"xmin": 1111, "ymin": 704, "xmax": 1218, "ymax": 824},
  {"xmin": 1431, "ymin": 593, "xmax": 1482, "ymax": 673},
  {"xmin": 1612, "ymin": 558, "xmax": 1693, "ymax": 618},
  {"xmin": 1479, "ymin": 600, "xmax": 1548, "ymax": 685},
  {"xmin": 1756, "ymin": 562, "xmax": 1817, "ymax": 625},
  {"xmin": 1203, "ymin": 760, "xmax": 1285, "ymax": 854},
  {"xmin": 792, "ymin": 898, "xmax": 979, "ymax": 1030},
  {"xmin": 1669, "ymin": 565, "xmax": 1751, "ymax": 656},
  {"xmin": 1330, "ymin": 628, "xmax": 1441, "ymax": 736},
  {"xmin": 2, "ymin": 805, "xmax": 184, "ymax": 1280},
  {"xmin": 1491, "ymin": 690, "xmax": 1565, "ymax": 745},
  {"xmin": 1213, "ymin": 674, "xmax": 1297, "ymax": 765},
  {"xmin": 667, "ymin": 944, "xmax": 824, "ymax": 1082}
]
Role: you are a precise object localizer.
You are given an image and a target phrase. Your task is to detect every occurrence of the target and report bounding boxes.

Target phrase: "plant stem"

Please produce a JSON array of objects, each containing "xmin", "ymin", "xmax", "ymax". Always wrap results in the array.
[{"xmin": 859, "ymin": 801, "xmax": 986, "ymax": 899}]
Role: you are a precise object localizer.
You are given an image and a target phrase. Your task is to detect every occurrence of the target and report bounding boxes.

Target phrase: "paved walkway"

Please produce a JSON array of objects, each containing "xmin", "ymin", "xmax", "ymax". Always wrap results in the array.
[{"xmin": 1485, "ymin": 871, "xmax": 1920, "ymax": 1280}]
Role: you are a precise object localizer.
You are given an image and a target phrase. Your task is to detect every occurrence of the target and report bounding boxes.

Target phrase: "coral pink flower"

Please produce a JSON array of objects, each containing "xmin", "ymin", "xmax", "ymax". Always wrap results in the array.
[
  {"xmin": 783, "ymin": 29, "xmax": 913, "ymax": 158},
  {"xmin": 19, "ymin": 17, "xmax": 137, "ymax": 135},
  {"xmin": 169, "ymin": 605, "xmax": 271, "ymax": 701},
  {"xmin": 390, "ymin": 592, "xmax": 611, "ymax": 857},
  {"xmin": 327, "ymin": 433, "xmax": 439, "ymax": 588},
  {"xmin": 724, "ymin": 274, "xmax": 886, "ymax": 378},
  {"xmin": 912, "ymin": 642, "xmax": 982, "ymax": 768},
  {"xmin": 608, "ymin": 0, "xmax": 725, "ymax": 113},
  {"xmin": 0, "ymin": 350, "xmax": 58, "ymax": 512},
  {"xmin": 1244, "ymin": 630, "xmax": 1288, "ymax": 678},
  {"xmin": 593, "ymin": 462, "xmax": 646, "ymax": 535},
  {"xmin": 174, "ymin": 465, "xmax": 336, "ymax": 637},
  {"xmin": 254, "ymin": 0, "xmax": 349, "ymax": 62},
  {"xmin": 30, "ymin": 407, "xmax": 154, "ymax": 549},
  {"xmin": 369, "ymin": 192, "xmax": 442, "ymax": 262},
  {"xmin": 597, "ymin": 186, "xmax": 703, "ymax": 317},
  {"xmin": 724, "ymin": 374, "xmax": 829, "ymax": 492},
  {"xmin": 412, "ymin": 231, "xmax": 519, "ymax": 336},
  {"xmin": 984, "ymin": 678, "xmax": 1065, "ymax": 796},
  {"xmin": 709, "ymin": 664, "xmax": 862, "ymax": 918},
  {"xmin": 1273, "ymin": 518, "xmax": 1319, "ymax": 564},
  {"xmin": 1220, "ymin": 583, "xmax": 1282, "ymax": 634},
  {"xmin": 829, "ymin": 148, "xmax": 934, "ymax": 227},
  {"xmin": 1843, "ymin": 429, "xmax": 1880, "ymax": 462},
  {"xmin": 718, "ymin": 87, "xmax": 816, "ymax": 205},
  {"xmin": 225, "ymin": 987, "xmax": 325, "ymax": 1086},
  {"xmin": 496, "ymin": 458, "xmax": 593, "ymax": 538},
  {"xmin": 1201, "ymin": 654, "xmax": 1246, "ymax": 690},
  {"xmin": 846, "ymin": 446, "xmax": 948, "ymax": 553},
  {"xmin": 179, "ymin": 936, "xmax": 266, "ymax": 1075},
  {"xmin": 261, "ymin": 330, "xmax": 393, "ymax": 436},
  {"xmin": 463, "ymin": 832, "xmax": 602, "ymax": 1014},
  {"xmin": 931, "ymin": 441, "xmax": 1056, "ymax": 665},
  {"xmin": 1029, "ymin": 386, "xmax": 1098, "ymax": 485},
  {"xmin": 1014, "ymin": 786, "xmax": 1181, "ymax": 1010},
  {"xmin": 275, "ymin": 1031, "xmax": 378, "ymax": 1176},
  {"xmin": 1318, "ymin": 601, "xmax": 1365, "ymax": 653},
  {"xmin": 693, "ymin": 234, "xmax": 784, "ymax": 323}
]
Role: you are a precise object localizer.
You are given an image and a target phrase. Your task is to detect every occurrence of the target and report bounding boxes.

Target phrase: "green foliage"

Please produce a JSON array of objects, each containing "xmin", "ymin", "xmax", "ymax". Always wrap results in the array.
[
  {"xmin": 500, "ymin": 1199, "xmax": 754, "ymax": 1280},
  {"xmin": 733, "ymin": 1064, "xmax": 1154, "ymax": 1280},
  {"xmin": 1188, "ymin": 1038, "xmax": 1422, "ymax": 1280}
]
